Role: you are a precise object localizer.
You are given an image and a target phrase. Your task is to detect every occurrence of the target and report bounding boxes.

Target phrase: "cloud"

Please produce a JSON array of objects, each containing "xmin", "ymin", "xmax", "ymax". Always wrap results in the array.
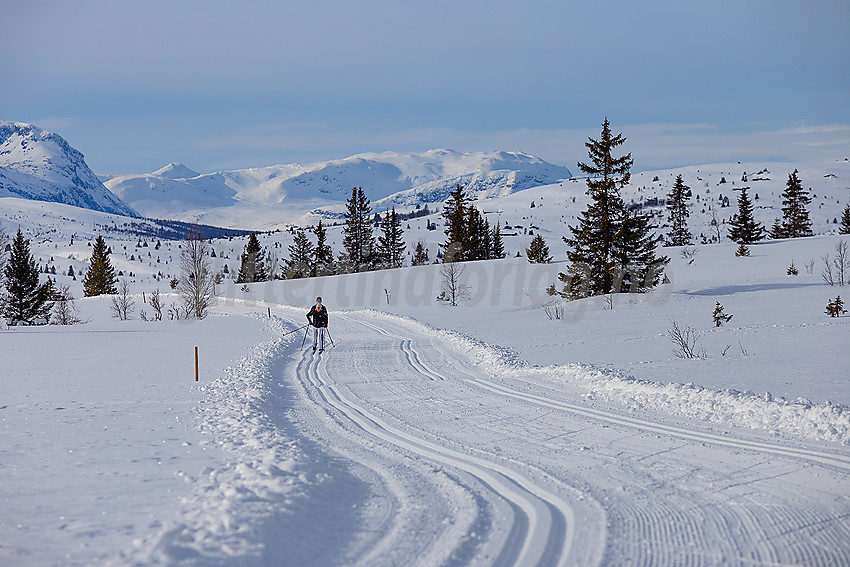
[{"xmin": 193, "ymin": 121, "xmax": 850, "ymax": 173}]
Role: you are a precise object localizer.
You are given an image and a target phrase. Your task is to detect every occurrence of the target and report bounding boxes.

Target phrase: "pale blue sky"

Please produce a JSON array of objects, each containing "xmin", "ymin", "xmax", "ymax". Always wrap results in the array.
[{"xmin": 3, "ymin": 0, "xmax": 849, "ymax": 174}]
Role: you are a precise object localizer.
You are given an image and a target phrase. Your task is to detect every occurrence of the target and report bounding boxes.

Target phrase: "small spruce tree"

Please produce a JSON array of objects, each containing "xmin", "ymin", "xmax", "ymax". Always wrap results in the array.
[
  {"xmin": 83, "ymin": 235, "xmax": 118, "ymax": 296},
  {"xmin": 787, "ymin": 261, "xmax": 799, "ymax": 276},
  {"xmin": 526, "ymin": 234, "xmax": 552, "ymax": 263},
  {"xmin": 728, "ymin": 187, "xmax": 765, "ymax": 245},
  {"xmin": 412, "ymin": 240, "xmax": 429, "ymax": 266},
  {"xmin": 712, "ymin": 302, "xmax": 733, "ymax": 327},
  {"xmin": 1, "ymin": 229, "xmax": 54, "ymax": 324},
  {"xmin": 825, "ymin": 295, "xmax": 846, "ymax": 317},
  {"xmin": 840, "ymin": 205, "xmax": 850, "ymax": 235},
  {"xmin": 236, "ymin": 233, "xmax": 267, "ymax": 283}
]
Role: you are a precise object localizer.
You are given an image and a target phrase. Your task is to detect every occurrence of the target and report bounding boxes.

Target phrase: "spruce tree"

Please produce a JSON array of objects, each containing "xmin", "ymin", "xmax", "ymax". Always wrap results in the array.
[
  {"xmin": 526, "ymin": 234, "xmax": 552, "ymax": 263},
  {"xmin": 614, "ymin": 207, "xmax": 669, "ymax": 293},
  {"xmin": 727, "ymin": 187, "xmax": 765, "ymax": 245},
  {"xmin": 559, "ymin": 118, "xmax": 632, "ymax": 298},
  {"xmin": 840, "ymin": 205, "xmax": 850, "ymax": 235},
  {"xmin": 341, "ymin": 187, "xmax": 375, "ymax": 272},
  {"xmin": 665, "ymin": 174, "xmax": 692, "ymax": 246},
  {"xmin": 442, "ymin": 184, "xmax": 471, "ymax": 262},
  {"xmin": 286, "ymin": 230, "xmax": 315, "ymax": 279},
  {"xmin": 779, "ymin": 171, "xmax": 813, "ymax": 238},
  {"xmin": 412, "ymin": 240, "xmax": 429, "ymax": 266},
  {"xmin": 236, "ymin": 233, "xmax": 267, "ymax": 283},
  {"xmin": 1, "ymin": 229, "xmax": 54, "ymax": 324},
  {"xmin": 312, "ymin": 220, "xmax": 334, "ymax": 276},
  {"xmin": 491, "ymin": 223, "xmax": 506, "ymax": 259},
  {"xmin": 465, "ymin": 207, "xmax": 489, "ymax": 261},
  {"xmin": 376, "ymin": 207, "xmax": 406, "ymax": 268},
  {"xmin": 769, "ymin": 218, "xmax": 787, "ymax": 239},
  {"xmin": 83, "ymin": 235, "xmax": 117, "ymax": 296}
]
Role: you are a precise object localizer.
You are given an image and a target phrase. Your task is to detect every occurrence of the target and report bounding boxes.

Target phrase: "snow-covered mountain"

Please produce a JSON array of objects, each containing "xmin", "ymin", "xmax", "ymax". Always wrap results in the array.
[
  {"xmin": 103, "ymin": 149, "xmax": 573, "ymax": 229},
  {"xmin": 0, "ymin": 121, "xmax": 138, "ymax": 217}
]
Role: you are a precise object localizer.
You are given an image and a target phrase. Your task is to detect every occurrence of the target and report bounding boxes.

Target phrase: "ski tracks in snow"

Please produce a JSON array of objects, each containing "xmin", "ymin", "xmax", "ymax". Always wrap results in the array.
[{"xmin": 281, "ymin": 309, "xmax": 850, "ymax": 566}]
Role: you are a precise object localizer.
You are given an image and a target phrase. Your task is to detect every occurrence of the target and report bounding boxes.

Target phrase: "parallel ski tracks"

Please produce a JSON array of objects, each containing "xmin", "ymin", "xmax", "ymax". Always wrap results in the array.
[
  {"xmin": 295, "ymin": 317, "xmax": 578, "ymax": 567},
  {"xmin": 346, "ymin": 314, "xmax": 850, "ymax": 472},
  {"xmin": 465, "ymin": 378, "xmax": 850, "ymax": 472}
]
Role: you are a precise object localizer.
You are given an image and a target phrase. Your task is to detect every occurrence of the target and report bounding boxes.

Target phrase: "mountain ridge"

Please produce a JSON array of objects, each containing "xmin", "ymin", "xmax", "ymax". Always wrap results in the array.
[{"xmin": 0, "ymin": 121, "xmax": 138, "ymax": 217}]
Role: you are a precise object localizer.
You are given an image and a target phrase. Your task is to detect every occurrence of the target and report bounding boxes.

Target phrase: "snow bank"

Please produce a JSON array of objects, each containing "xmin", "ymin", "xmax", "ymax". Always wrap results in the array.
[
  {"xmin": 114, "ymin": 314, "xmax": 311, "ymax": 565},
  {"xmin": 357, "ymin": 310, "xmax": 850, "ymax": 446}
]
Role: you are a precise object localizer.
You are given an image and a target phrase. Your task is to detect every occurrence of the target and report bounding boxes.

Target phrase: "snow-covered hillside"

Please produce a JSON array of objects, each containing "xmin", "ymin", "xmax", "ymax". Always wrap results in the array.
[
  {"xmin": 2, "ymin": 229, "xmax": 848, "ymax": 566},
  {"xmin": 0, "ymin": 122, "xmax": 137, "ymax": 217},
  {"xmin": 103, "ymin": 150, "xmax": 573, "ymax": 230}
]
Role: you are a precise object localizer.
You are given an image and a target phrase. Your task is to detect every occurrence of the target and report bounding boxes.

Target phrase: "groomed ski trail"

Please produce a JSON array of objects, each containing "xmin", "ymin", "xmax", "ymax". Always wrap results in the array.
[{"xmin": 275, "ymin": 308, "xmax": 850, "ymax": 566}]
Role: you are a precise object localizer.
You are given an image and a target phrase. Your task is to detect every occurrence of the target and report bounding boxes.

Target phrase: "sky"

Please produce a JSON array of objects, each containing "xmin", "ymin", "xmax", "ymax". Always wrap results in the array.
[{"xmin": 2, "ymin": 0, "xmax": 849, "ymax": 175}]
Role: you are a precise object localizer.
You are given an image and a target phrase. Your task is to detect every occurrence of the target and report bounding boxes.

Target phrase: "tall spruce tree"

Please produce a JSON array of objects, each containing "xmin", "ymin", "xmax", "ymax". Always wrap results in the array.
[
  {"xmin": 1, "ymin": 228, "xmax": 54, "ymax": 324},
  {"xmin": 0, "ymin": 222, "xmax": 8, "ymax": 288},
  {"xmin": 559, "ymin": 118, "xmax": 634, "ymax": 298},
  {"xmin": 491, "ymin": 223, "xmax": 506, "ymax": 259},
  {"xmin": 83, "ymin": 235, "xmax": 117, "ymax": 296},
  {"xmin": 442, "ymin": 184, "xmax": 471, "ymax": 262},
  {"xmin": 465, "ymin": 207, "xmax": 489, "ymax": 261},
  {"xmin": 286, "ymin": 230, "xmax": 315, "ymax": 279},
  {"xmin": 236, "ymin": 233, "xmax": 267, "ymax": 283},
  {"xmin": 840, "ymin": 204, "xmax": 850, "ymax": 235},
  {"xmin": 727, "ymin": 187, "xmax": 766, "ymax": 245},
  {"xmin": 312, "ymin": 220, "xmax": 334, "ymax": 276},
  {"xmin": 665, "ymin": 174, "xmax": 692, "ymax": 246},
  {"xmin": 778, "ymin": 171, "xmax": 813, "ymax": 238},
  {"xmin": 341, "ymin": 187, "xmax": 375, "ymax": 272},
  {"xmin": 376, "ymin": 207, "xmax": 406, "ymax": 268}
]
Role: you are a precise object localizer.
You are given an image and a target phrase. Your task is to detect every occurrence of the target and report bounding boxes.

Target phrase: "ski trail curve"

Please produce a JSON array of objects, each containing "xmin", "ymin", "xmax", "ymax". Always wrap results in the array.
[{"xmin": 298, "ymin": 340, "xmax": 577, "ymax": 567}]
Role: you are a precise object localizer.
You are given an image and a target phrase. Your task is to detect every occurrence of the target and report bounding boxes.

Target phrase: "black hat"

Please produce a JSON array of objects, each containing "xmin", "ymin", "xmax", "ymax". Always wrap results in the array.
[{"xmin": 316, "ymin": 297, "xmax": 322, "ymax": 302}]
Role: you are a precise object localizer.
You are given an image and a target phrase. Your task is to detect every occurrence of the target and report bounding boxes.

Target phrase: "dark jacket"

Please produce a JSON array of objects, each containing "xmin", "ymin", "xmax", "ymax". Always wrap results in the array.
[{"xmin": 307, "ymin": 304, "xmax": 328, "ymax": 327}]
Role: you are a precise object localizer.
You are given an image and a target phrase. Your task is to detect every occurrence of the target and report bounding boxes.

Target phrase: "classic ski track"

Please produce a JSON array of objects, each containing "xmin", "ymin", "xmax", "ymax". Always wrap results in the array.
[
  {"xmin": 465, "ymin": 378, "xmax": 850, "ymax": 471},
  {"xmin": 344, "ymin": 314, "xmax": 850, "ymax": 472},
  {"xmin": 298, "ymin": 321, "xmax": 578, "ymax": 567}
]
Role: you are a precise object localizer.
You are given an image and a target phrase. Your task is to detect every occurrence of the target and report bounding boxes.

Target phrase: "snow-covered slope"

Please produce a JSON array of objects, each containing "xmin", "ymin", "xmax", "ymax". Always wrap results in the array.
[
  {"xmin": 0, "ymin": 121, "xmax": 137, "ymax": 217},
  {"xmin": 104, "ymin": 150, "xmax": 573, "ymax": 229}
]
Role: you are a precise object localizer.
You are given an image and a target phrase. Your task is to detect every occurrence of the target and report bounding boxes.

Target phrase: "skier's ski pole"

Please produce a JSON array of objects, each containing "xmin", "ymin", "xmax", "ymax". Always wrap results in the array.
[
  {"xmin": 301, "ymin": 324, "xmax": 310, "ymax": 350},
  {"xmin": 325, "ymin": 327, "xmax": 335, "ymax": 348},
  {"xmin": 283, "ymin": 323, "xmax": 309, "ymax": 337}
]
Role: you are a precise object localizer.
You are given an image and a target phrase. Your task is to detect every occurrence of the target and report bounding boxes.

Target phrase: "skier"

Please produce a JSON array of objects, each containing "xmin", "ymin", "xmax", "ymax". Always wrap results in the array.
[{"xmin": 306, "ymin": 296, "xmax": 328, "ymax": 352}]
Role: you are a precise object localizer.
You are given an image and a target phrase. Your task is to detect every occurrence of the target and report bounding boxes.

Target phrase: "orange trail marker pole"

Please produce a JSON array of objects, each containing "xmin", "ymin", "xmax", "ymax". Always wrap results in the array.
[{"xmin": 195, "ymin": 347, "xmax": 199, "ymax": 382}]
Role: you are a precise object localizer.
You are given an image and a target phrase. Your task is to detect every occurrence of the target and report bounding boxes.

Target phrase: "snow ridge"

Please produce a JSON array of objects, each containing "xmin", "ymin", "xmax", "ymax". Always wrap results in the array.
[
  {"xmin": 358, "ymin": 310, "xmax": 850, "ymax": 447},
  {"xmin": 115, "ymin": 313, "xmax": 310, "ymax": 565}
]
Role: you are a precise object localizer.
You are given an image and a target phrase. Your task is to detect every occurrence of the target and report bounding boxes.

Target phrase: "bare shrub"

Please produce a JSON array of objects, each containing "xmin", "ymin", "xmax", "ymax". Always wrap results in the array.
[
  {"xmin": 110, "ymin": 279, "xmax": 135, "ymax": 320},
  {"xmin": 52, "ymin": 284, "xmax": 84, "ymax": 325},
  {"xmin": 440, "ymin": 262, "xmax": 470, "ymax": 306},
  {"xmin": 178, "ymin": 233, "xmax": 216, "ymax": 318},
  {"xmin": 821, "ymin": 240, "xmax": 849, "ymax": 286},
  {"xmin": 543, "ymin": 302, "xmax": 565, "ymax": 320},
  {"xmin": 669, "ymin": 320, "xmax": 706, "ymax": 359}
]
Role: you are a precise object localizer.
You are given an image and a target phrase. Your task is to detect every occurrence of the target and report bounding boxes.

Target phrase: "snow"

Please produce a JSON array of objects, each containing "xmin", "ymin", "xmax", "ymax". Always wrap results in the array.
[{"xmin": 1, "ymin": 158, "xmax": 849, "ymax": 565}]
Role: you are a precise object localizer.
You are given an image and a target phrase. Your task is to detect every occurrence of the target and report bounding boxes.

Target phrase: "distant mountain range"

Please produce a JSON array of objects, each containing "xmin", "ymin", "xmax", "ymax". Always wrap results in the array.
[
  {"xmin": 103, "ymin": 149, "xmax": 573, "ymax": 229},
  {"xmin": 1, "ymin": 121, "xmax": 575, "ymax": 230},
  {"xmin": 0, "ymin": 121, "xmax": 138, "ymax": 217}
]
